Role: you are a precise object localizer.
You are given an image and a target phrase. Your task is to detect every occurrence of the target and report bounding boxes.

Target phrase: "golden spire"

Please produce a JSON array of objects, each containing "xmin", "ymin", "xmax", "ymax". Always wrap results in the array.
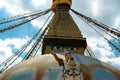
[{"xmin": 42, "ymin": 0, "xmax": 87, "ymax": 54}]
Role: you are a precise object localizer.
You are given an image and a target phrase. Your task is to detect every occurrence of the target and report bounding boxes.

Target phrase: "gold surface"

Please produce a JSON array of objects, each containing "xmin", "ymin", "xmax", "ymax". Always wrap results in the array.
[
  {"xmin": 51, "ymin": 0, "xmax": 72, "ymax": 8},
  {"xmin": 42, "ymin": 6, "xmax": 86, "ymax": 54}
]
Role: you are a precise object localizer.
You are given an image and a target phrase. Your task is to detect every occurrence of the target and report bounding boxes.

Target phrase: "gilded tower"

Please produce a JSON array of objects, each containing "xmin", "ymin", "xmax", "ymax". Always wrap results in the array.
[{"xmin": 42, "ymin": 0, "xmax": 87, "ymax": 54}]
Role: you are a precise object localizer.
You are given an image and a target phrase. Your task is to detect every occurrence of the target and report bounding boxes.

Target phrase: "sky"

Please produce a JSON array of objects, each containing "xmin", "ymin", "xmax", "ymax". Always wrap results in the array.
[{"xmin": 0, "ymin": 0, "xmax": 120, "ymax": 70}]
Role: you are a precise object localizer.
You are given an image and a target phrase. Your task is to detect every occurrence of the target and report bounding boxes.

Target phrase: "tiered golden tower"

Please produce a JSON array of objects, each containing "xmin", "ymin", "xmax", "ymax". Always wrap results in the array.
[{"xmin": 42, "ymin": 0, "xmax": 87, "ymax": 54}]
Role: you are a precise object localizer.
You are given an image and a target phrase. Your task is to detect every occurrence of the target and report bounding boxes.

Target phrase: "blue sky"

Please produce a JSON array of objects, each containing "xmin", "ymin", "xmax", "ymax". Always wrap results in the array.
[{"xmin": 0, "ymin": 0, "xmax": 120, "ymax": 70}]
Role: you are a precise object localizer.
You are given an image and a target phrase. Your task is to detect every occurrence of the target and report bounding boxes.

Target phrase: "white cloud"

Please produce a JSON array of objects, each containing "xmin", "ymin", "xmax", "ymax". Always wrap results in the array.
[
  {"xmin": 0, "ymin": 0, "xmax": 51, "ymax": 29},
  {"xmin": 31, "ymin": 19, "xmax": 44, "ymax": 29},
  {"xmin": 0, "ymin": 0, "xmax": 24, "ymax": 15},
  {"xmin": 0, "ymin": 41, "xmax": 13, "ymax": 63},
  {"xmin": 0, "ymin": 0, "xmax": 49, "ymax": 69},
  {"xmin": 2, "ymin": 36, "xmax": 30, "ymax": 49},
  {"xmin": 0, "ymin": 37, "xmax": 30, "ymax": 64},
  {"xmin": 87, "ymin": 38, "xmax": 113, "ymax": 59},
  {"xmin": 114, "ymin": 16, "xmax": 120, "ymax": 29},
  {"xmin": 87, "ymin": 37, "xmax": 120, "ymax": 70},
  {"xmin": 71, "ymin": 0, "xmax": 120, "ymax": 70},
  {"xmin": 107, "ymin": 57, "xmax": 120, "ymax": 70},
  {"xmin": 0, "ymin": 0, "xmax": 7, "ymax": 8},
  {"xmin": 91, "ymin": 1, "xmax": 99, "ymax": 16},
  {"xmin": 31, "ymin": 0, "xmax": 47, "ymax": 8}
]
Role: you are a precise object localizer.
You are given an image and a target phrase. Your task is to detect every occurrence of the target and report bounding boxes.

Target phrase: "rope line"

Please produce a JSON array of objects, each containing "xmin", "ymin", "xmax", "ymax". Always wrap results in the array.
[
  {"xmin": 71, "ymin": 9, "xmax": 120, "ymax": 38},
  {"xmin": 71, "ymin": 9, "xmax": 120, "ymax": 52},
  {"xmin": 22, "ymin": 13, "xmax": 52, "ymax": 61},
  {"xmin": 0, "ymin": 11, "xmax": 52, "ymax": 72},
  {"xmin": 0, "ymin": 9, "xmax": 51, "ymax": 33},
  {"xmin": 83, "ymin": 18, "xmax": 120, "ymax": 52},
  {"xmin": 0, "ymin": 10, "xmax": 43, "ymax": 25}
]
